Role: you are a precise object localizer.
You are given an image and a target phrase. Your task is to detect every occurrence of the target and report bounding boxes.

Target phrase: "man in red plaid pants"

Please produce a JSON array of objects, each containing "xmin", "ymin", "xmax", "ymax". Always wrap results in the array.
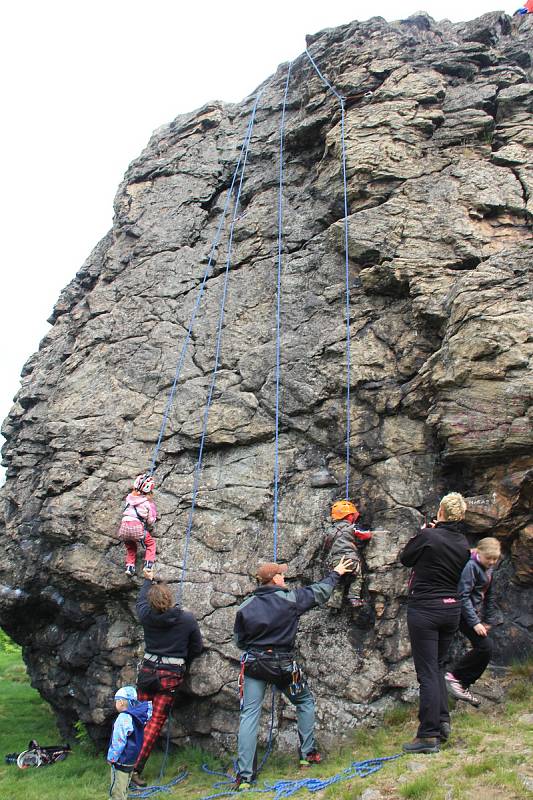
[{"xmin": 132, "ymin": 570, "xmax": 203, "ymax": 787}]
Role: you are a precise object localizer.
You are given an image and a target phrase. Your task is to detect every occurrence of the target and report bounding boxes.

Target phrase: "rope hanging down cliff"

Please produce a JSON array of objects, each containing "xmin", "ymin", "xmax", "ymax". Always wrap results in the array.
[
  {"xmin": 176, "ymin": 93, "xmax": 262, "ymax": 601},
  {"xmin": 305, "ymin": 49, "xmax": 353, "ymax": 502},
  {"xmin": 147, "ymin": 103, "xmax": 261, "ymax": 478}
]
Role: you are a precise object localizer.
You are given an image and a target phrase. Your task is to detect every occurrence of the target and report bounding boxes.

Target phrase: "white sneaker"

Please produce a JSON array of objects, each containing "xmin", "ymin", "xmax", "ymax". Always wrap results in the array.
[{"xmin": 445, "ymin": 672, "xmax": 480, "ymax": 706}]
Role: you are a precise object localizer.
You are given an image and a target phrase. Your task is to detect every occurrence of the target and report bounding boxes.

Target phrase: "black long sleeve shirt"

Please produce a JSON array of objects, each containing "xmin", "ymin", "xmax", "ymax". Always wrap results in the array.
[
  {"xmin": 136, "ymin": 580, "xmax": 203, "ymax": 661},
  {"xmin": 400, "ymin": 521, "xmax": 470, "ymax": 605}
]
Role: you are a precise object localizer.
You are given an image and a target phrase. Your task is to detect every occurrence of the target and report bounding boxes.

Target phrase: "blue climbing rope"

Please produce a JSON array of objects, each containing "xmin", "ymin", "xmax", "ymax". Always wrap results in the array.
[
  {"xmin": 304, "ymin": 49, "xmax": 352, "ymax": 500},
  {"xmin": 273, "ymin": 61, "xmax": 292, "ymax": 562},
  {"xmin": 177, "ymin": 91, "xmax": 262, "ymax": 602},
  {"xmin": 147, "ymin": 102, "xmax": 262, "ymax": 477},
  {"xmin": 127, "ymin": 768, "xmax": 188, "ymax": 798},
  {"xmin": 199, "ymin": 753, "xmax": 402, "ymax": 800}
]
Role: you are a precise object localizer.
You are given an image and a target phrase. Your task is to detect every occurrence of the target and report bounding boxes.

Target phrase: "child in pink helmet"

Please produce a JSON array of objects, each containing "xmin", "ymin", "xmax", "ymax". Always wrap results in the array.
[{"xmin": 117, "ymin": 474, "xmax": 158, "ymax": 577}]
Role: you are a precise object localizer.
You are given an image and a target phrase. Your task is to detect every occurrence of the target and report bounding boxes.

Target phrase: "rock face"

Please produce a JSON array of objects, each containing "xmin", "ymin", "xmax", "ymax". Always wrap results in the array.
[{"xmin": 1, "ymin": 12, "xmax": 532, "ymax": 752}]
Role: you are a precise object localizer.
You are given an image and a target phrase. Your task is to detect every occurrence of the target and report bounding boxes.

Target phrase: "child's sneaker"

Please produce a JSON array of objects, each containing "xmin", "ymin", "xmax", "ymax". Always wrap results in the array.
[
  {"xmin": 143, "ymin": 560, "xmax": 154, "ymax": 571},
  {"xmin": 125, "ymin": 565, "xmax": 136, "ymax": 577},
  {"xmin": 348, "ymin": 596, "xmax": 364, "ymax": 608}
]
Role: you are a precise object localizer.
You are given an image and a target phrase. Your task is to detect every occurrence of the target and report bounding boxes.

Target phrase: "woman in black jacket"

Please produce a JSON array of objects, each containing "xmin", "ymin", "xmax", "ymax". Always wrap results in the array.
[
  {"xmin": 400, "ymin": 493, "xmax": 470, "ymax": 753},
  {"xmin": 131, "ymin": 571, "xmax": 203, "ymax": 786}
]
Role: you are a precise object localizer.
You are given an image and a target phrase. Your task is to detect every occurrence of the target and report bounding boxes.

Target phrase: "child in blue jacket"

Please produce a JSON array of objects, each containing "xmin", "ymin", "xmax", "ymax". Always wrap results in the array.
[
  {"xmin": 445, "ymin": 537, "xmax": 501, "ymax": 706},
  {"xmin": 107, "ymin": 686, "xmax": 152, "ymax": 799}
]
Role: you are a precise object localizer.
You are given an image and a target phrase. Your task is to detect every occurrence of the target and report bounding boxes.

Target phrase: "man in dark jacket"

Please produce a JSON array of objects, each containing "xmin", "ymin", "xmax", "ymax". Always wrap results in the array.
[
  {"xmin": 233, "ymin": 556, "xmax": 353, "ymax": 789},
  {"xmin": 131, "ymin": 570, "xmax": 203, "ymax": 786},
  {"xmin": 400, "ymin": 492, "xmax": 470, "ymax": 754}
]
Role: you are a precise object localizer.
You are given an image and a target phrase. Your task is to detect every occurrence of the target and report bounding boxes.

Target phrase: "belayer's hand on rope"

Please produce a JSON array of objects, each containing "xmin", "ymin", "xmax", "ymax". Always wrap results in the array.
[{"xmin": 333, "ymin": 556, "xmax": 354, "ymax": 575}]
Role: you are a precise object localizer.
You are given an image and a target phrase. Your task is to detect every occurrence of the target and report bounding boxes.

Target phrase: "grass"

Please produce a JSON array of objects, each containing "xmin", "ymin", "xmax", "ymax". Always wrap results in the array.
[{"xmin": 0, "ymin": 644, "xmax": 532, "ymax": 800}]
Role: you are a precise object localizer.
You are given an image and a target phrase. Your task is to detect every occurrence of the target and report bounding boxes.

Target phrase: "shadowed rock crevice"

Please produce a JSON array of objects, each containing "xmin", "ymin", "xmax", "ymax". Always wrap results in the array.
[{"xmin": 1, "ymin": 11, "xmax": 532, "ymax": 753}]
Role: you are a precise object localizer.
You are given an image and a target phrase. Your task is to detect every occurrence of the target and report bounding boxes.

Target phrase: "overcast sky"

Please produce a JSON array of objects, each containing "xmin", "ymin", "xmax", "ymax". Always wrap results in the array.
[{"xmin": 0, "ymin": 0, "xmax": 517, "ymax": 468}]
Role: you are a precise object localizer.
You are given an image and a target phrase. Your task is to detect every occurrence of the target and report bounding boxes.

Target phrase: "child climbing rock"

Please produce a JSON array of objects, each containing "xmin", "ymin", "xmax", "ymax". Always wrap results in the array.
[
  {"xmin": 325, "ymin": 499, "xmax": 375, "ymax": 610},
  {"xmin": 117, "ymin": 474, "xmax": 158, "ymax": 577}
]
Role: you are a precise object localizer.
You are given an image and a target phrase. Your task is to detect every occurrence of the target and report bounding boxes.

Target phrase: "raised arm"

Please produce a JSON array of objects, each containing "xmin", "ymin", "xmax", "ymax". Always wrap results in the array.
[
  {"xmin": 288, "ymin": 556, "xmax": 353, "ymax": 615},
  {"xmin": 136, "ymin": 579, "xmax": 152, "ymax": 623}
]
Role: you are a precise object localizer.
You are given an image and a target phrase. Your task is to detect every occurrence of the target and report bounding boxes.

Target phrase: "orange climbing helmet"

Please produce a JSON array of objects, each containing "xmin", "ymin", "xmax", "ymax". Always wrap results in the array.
[{"xmin": 331, "ymin": 499, "xmax": 359, "ymax": 521}]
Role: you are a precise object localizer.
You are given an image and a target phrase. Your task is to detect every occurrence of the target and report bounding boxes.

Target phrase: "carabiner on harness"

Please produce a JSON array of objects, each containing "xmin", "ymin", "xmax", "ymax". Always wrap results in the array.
[
  {"xmin": 288, "ymin": 661, "xmax": 306, "ymax": 697},
  {"xmin": 238, "ymin": 653, "xmax": 249, "ymax": 710}
]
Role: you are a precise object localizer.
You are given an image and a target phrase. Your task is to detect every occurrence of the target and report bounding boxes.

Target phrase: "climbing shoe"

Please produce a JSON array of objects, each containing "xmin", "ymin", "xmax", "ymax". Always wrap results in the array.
[
  {"xmin": 445, "ymin": 673, "xmax": 480, "ymax": 706},
  {"xmin": 233, "ymin": 775, "xmax": 252, "ymax": 791},
  {"xmin": 402, "ymin": 737, "xmax": 440, "ymax": 754},
  {"xmin": 439, "ymin": 722, "xmax": 451, "ymax": 742},
  {"xmin": 130, "ymin": 771, "xmax": 147, "ymax": 787},
  {"xmin": 299, "ymin": 749, "xmax": 322, "ymax": 767},
  {"xmin": 125, "ymin": 565, "xmax": 136, "ymax": 577}
]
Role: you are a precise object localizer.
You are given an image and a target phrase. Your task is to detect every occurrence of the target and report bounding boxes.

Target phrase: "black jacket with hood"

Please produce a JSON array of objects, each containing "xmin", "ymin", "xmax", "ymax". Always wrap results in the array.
[
  {"xmin": 137, "ymin": 579, "xmax": 203, "ymax": 662},
  {"xmin": 400, "ymin": 521, "xmax": 470, "ymax": 605},
  {"xmin": 458, "ymin": 554, "xmax": 497, "ymax": 628}
]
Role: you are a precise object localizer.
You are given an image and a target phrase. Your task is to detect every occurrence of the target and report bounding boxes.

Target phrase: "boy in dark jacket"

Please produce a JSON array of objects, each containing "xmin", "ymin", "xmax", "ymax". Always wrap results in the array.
[
  {"xmin": 325, "ymin": 500, "xmax": 375, "ymax": 609},
  {"xmin": 446, "ymin": 537, "xmax": 501, "ymax": 706},
  {"xmin": 107, "ymin": 686, "xmax": 151, "ymax": 800}
]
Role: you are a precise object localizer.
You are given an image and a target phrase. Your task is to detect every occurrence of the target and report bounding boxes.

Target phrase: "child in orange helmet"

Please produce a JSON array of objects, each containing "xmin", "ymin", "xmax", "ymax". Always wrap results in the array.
[{"xmin": 325, "ymin": 499, "xmax": 374, "ymax": 609}]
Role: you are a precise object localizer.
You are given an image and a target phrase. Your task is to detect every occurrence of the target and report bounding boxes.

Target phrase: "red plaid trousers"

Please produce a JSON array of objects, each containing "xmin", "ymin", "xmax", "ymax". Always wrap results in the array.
[{"xmin": 135, "ymin": 670, "xmax": 184, "ymax": 771}]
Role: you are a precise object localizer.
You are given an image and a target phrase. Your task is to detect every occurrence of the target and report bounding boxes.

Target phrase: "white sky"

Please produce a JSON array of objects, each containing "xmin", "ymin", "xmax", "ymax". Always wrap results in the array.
[{"xmin": 0, "ymin": 0, "xmax": 515, "ymax": 466}]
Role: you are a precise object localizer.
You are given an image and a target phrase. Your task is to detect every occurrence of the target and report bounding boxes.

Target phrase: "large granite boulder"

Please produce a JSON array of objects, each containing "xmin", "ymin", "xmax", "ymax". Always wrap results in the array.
[{"xmin": 1, "ymin": 11, "xmax": 532, "ymax": 752}]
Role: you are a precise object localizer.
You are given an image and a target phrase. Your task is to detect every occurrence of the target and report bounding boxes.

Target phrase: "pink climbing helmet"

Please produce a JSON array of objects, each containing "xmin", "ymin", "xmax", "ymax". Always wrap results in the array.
[{"xmin": 133, "ymin": 474, "xmax": 155, "ymax": 494}]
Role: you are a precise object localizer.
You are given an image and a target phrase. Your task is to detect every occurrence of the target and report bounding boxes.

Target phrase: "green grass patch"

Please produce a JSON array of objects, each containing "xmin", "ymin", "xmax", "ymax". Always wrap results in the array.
[
  {"xmin": 462, "ymin": 759, "xmax": 495, "ymax": 777},
  {"xmin": 399, "ymin": 773, "xmax": 441, "ymax": 799},
  {"xmin": 509, "ymin": 658, "xmax": 533, "ymax": 680},
  {"xmin": 0, "ymin": 646, "xmax": 532, "ymax": 799}
]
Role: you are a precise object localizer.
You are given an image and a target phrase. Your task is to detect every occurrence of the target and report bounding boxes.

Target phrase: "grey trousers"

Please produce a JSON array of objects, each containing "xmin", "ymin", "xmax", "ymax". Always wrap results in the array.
[
  {"xmin": 236, "ymin": 675, "xmax": 316, "ymax": 780},
  {"xmin": 109, "ymin": 766, "xmax": 132, "ymax": 799}
]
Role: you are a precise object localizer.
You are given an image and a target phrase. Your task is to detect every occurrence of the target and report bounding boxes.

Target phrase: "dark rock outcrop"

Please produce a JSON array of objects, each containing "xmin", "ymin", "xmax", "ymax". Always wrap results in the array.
[{"xmin": 1, "ymin": 11, "xmax": 532, "ymax": 752}]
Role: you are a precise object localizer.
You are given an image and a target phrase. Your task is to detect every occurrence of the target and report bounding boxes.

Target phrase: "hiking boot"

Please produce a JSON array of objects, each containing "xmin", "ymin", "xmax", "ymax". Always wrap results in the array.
[
  {"xmin": 402, "ymin": 737, "xmax": 440, "ymax": 754},
  {"xmin": 130, "ymin": 771, "xmax": 147, "ymax": 787},
  {"xmin": 125, "ymin": 565, "xmax": 136, "ymax": 577},
  {"xmin": 445, "ymin": 673, "xmax": 480, "ymax": 706},
  {"xmin": 440, "ymin": 722, "xmax": 451, "ymax": 742},
  {"xmin": 233, "ymin": 775, "xmax": 252, "ymax": 791}
]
